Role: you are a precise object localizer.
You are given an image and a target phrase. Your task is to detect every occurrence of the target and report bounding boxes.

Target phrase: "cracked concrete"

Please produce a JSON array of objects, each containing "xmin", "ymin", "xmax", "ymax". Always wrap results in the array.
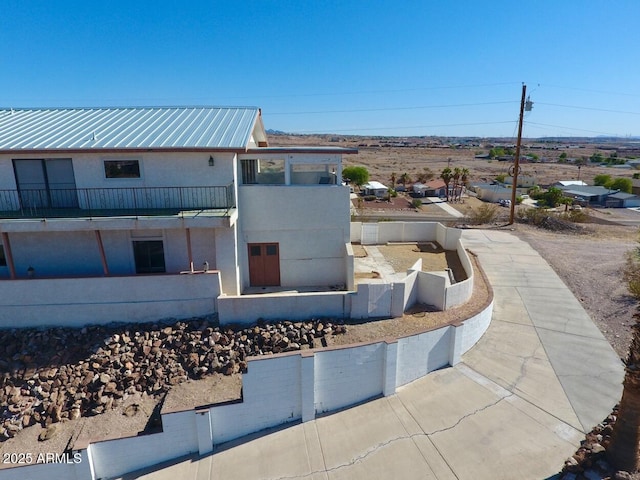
[{"xmin": 122, "ymin": 229, "xmax": 623, "ymax": 480}]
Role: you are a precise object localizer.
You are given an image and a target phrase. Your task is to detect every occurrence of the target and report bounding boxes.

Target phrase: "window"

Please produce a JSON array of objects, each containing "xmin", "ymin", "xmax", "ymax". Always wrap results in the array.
[
  {"xmin": 0, "ymin": 245, "xmax": 6, "ymax": 267},
  {"xmin": 241, "ymin": 159, "xmax": 258, "ymax": 184},
  {"xmin": 291, "ymin": 163, "xmax": 337, "ymax": 185},
  {"xmin": 133, "ymin": 240, "xmax": 165, "ymax": 273},
  {"xmin": 240, "ymin": 158, "xmax": 260, "ymax": 185},
  {"xmin": 104, "ymin": 160, "xmax": 140, "ymax": 178}
]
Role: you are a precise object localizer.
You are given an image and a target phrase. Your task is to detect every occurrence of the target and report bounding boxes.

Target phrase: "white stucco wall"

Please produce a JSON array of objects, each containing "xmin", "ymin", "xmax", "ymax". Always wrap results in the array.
[
  {"xmin": 238, "ymin": 185, "xmax": 350, "ymax": 290},
  {"xmin": 0, "ymin": 152, "xmax": 238, "ymax": 212},
  {"xmin": 209, "ymin": 354, "xmax": 302, "ymax": 444},
  {"xmin": 314, "ymin": 343, "xmax": 385, "ymax": 414},
  {"xmin": 217, "ymin": 291, "xmax": 349, "ymax": 325},
  {"xmin": 377, "ymin": 221, "xmax": 439, "ymax": 244},
  {"xmin": 395, "ymin": 326, "xmax": 453, "ymax": 386},
  {"xmin": 0, "ymin": 273, "xmax": 221, "ymax": 327},
  {"xmin": 1, "ymin": 227, "xmax": 220, "ymax": 279},
  {"xmin": 88, "ymin": 409, "xmax": 198, "ymax": 480}
]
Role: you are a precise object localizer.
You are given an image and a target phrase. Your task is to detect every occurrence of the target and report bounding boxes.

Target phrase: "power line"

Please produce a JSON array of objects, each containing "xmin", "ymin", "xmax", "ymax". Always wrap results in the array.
[
  {"xmin": 290, "ymin": 120, "xmax": 517, "ymax": 134},
  {"xmin": 525, "ymin": 121, "xmax": 623, "ymax": 137},
  {"xmin": 212, "ymin": 81, "xmax": 523, "ymax": 100},
  {"xmin": 536, "ymin": 102, "xmax": 640, "ymax": 116},
  {"xmin": 266, "ymin": 101, "xmax": 516, "ymax": 116},
  {"xmin": 541, "ymin": 84, "xmax": 640, "ymax": 98}
]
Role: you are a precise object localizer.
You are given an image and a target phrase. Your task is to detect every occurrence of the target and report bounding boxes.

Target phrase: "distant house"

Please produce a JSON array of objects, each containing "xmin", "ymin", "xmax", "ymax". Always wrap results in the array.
[
  {"xmin": 472, "ymin": 183, "xmax": 514, "ymax": 203},
  {"xmin": 413, "ymin": 179, "xmax": 447, "ymax": 197},
  {"xmin": 553, "ymin": 180, "xmax": 588, "ymax": 188},
  {"xmin": 605, "ymin": 192, "xmax": 640, "ymax": 208},
  {"xmin": 503, "ymin": 175, "xmax": 537, "ymax": 188},
  {"xmin": 632, "ymin": 178, "xmax": 640, "ymax": 196},
  {"xmin": 362, "ymin": 181, "xmax": 389, "ymax": 198},
  {"xmin": 558, "ymin": 185, "xmax": 617, "ymax": 206}
]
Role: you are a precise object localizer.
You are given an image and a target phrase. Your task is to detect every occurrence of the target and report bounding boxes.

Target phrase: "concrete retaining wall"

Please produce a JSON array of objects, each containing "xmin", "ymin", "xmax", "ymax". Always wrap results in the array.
[
  {"xmin": 9, "ymin": 293, "xmax": 493, "ymax": 480},
  {"xmin": 0, "ymin": 272, "xmax": 221, "ymax": 328}
]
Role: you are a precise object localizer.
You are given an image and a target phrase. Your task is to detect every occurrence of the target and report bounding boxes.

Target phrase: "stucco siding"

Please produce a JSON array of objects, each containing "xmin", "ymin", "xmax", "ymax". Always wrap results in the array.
[{"xmin": 238, "ymin": 185, "xmax": 350, "ymax": 289}]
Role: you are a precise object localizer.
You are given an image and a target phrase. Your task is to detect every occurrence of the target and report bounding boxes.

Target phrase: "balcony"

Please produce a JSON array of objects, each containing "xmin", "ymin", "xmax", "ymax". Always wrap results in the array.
[{"xmin": 0, "ymin": 184, "xmax": 235, "ymax": 220}]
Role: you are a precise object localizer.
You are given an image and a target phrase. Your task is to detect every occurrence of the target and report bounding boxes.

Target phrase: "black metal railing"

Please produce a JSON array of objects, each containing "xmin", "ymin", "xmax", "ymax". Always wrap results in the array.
[{"xmin": 0, "ymin": 184, "xmax": 235, "ymax": 219}]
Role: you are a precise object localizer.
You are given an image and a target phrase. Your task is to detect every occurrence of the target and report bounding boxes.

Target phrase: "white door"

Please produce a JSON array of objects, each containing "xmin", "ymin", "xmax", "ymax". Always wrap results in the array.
[{"xmin": 361, "ymin": 223, "xmax": 379, "ymax": 245}]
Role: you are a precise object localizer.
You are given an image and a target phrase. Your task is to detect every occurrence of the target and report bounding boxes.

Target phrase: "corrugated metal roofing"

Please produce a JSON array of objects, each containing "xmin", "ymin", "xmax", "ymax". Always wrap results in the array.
[{"xmin": 0, "ymin": 107, "xmax": 261, "ymax": 151}]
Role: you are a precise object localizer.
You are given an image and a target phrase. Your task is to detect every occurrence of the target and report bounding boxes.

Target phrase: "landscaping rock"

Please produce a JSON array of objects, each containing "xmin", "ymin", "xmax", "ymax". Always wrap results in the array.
[{"xmin": 0, "ymin": 317, "xmax": 345, "ymax": 439}]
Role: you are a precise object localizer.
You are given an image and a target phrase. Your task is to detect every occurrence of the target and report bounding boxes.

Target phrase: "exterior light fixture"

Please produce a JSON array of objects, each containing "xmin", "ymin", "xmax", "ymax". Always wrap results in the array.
[{"xmin": 208, "ymin": 156, "xmax": 214, "ymax": 166}]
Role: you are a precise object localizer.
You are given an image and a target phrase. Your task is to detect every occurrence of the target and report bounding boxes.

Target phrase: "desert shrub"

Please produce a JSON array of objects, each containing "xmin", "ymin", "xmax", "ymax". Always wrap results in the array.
[
  {"xmin": 515, "ymin": 195, "xmax": 523, "ymax": 204},
  {"xmin": 517, "ymin": 207, "xmax": 585, "ymax": 232},
  {"xmin": 411, "ymin": 199, "xmax": 423, "ymax": 209},
  {"xmin": 364, "ymin": 195, "xmax": 377, "ymax": 201},
  {"xmin": 560, "ymin": 209, "xmax": 588, "ymax": 223},
  {"xmin": 468, "ymin": 203, "xmax": 498, "ymax": 225},
  {"xmin": 389, "ymin": 189, "xmax": 398, "ymax": 198}
]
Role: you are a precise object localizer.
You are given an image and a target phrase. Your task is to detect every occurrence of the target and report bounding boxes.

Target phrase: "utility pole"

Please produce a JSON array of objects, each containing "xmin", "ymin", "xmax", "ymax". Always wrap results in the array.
[{"xmin": 509, "ymin": 84, "xmax": 527, "ymax": 225}]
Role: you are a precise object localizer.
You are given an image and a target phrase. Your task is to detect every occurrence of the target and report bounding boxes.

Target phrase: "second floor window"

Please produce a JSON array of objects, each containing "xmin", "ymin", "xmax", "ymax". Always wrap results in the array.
[
  {"xmin": 241, "ymin": 159, "xmax": 257, "ymax": 184},
  {"xmin": 104, "ymin": 160, "xmax": 140, "ymax": 179}
]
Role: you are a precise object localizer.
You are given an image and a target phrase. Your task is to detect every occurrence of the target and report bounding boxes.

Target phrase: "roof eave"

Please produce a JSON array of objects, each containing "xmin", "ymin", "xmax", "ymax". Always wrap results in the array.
[{"xmin": 0, "ymin": 146, "xmax": 246, "ymax": 155}]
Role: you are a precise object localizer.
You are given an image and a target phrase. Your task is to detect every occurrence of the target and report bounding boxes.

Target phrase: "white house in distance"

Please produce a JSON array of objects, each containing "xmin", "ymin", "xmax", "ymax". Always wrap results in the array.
[
  {"xmin": 361, "ymin": 181, "xmax": 389, "ymax": 198},
  {"xmin": 0, "ymin": 107, "xmax": 357, "ymax": 326}
]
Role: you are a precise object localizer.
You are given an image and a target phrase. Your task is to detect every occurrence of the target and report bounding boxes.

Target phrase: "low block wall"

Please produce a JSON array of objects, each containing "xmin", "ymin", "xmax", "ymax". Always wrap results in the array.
[
  {"xmin": 10, "ymin": 293, "xmax": 493, "ymax": 480},
  {"xmin": 0, "ymin": 272, "xmax": 221, "ymax": 328},
  {"xmin": 218, "ymin": 291, "xmax": 350, "ymax": 325},
  {"xmin": 87, "ymin": 410, "xmax": 198, "ymax": 479},
  {"xmin": 351, "ymin": 221, "xmax": 462, "ymax": 248}
]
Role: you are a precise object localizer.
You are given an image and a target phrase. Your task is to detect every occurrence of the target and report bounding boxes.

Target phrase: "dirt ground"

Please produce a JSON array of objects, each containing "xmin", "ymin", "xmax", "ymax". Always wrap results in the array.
[
  {"xmin": 376, "ymin": 243, "xmax": 467, "ymax": 281},
  {"xmin": 271, "ymin": 133, "xmax": 635, "ymax": 188}
]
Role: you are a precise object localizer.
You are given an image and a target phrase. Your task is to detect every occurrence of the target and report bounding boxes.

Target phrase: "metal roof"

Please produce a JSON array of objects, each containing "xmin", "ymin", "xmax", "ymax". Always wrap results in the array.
[{"xmin": 0, "ymin": 107, "xmax": 262, "ymax": 152}]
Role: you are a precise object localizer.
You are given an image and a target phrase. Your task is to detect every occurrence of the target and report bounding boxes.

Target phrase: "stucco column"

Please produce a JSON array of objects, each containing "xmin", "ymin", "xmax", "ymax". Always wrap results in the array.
[
  {"xmin": 215, "ymin": 224, "xmax": 240, "ymax": 295},
  {"xmin": 383, "ymin": 340, "xmax": 398, "ymax": 396},
  {"xmin": 449, "ymin": 322, "xmax": 464, "ymax": 366},
  {"xmin": 301, "ymin": 352, "xmax": 315, "ymax": 422},
  {"xmin": 195, "ymin": 408, "xmax": 214, "ymax": 455},
  {"xmin": 285, "ymin": 156, "xmax": 291, "ymax": 185}
]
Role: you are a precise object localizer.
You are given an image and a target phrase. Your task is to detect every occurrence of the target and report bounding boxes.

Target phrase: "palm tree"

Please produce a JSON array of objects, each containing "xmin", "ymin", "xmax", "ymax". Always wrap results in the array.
[
  {"xmin": 608, "ymin": 239, "xmax": 640, "ymax": 472},
  {"xmin": 390, "ymin": 172, "xmax": 397, "ymax": 188},
  {"xmin": 460, "ymin": 168, "xmax": 470, "ymax": 202},
  {"xmin": 452, "ymin": 167, "xmax": 462, "ymax": 202},
  {"xmin": 441, "ymin": 167, "xmax": 452, "ymax": 202}
]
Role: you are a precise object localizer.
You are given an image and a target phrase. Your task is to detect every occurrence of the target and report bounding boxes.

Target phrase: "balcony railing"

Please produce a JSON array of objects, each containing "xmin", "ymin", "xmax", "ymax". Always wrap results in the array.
[{"xmin": 0, "ymin": 184, "xmax": 235, "ymax": 219}]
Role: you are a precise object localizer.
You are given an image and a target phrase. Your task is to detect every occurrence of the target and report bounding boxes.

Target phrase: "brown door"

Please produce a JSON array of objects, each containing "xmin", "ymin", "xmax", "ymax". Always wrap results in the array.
[{"xmin": 248, "ymin": 243, "xmax": 281, "ymax": 286}]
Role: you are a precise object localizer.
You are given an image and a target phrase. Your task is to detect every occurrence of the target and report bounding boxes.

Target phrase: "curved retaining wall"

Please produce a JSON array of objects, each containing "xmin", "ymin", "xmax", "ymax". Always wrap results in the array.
[
  {"xmin": 3, "ymin": 228, "xmax": 493, "ymax": 480},
  {"xmin": 5, "ymin": 295, "xmax": 493, "ymax": 480}
]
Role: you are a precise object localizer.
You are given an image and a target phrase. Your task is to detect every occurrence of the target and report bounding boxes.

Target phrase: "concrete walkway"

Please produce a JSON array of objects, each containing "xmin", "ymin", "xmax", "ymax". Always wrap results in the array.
[
  {"xmin": 124, "ymin": 230, "xmax": 624, "ymax": 480},
  {"xmin": 426, "ymin": 197, "xmax": 465, "ymax": 218}
]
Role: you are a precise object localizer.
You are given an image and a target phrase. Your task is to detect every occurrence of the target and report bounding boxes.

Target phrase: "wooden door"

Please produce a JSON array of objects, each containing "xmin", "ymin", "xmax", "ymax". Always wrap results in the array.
[{"xmin": 248, "ymin": 243, "xmax": 280, "ymax": 286}]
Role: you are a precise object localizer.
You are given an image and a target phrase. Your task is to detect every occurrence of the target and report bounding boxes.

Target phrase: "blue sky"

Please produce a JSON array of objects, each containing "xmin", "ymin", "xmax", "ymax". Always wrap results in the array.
[{"xmin": 2, "ymin": 0, "xmax": 639, "ymax": 138}]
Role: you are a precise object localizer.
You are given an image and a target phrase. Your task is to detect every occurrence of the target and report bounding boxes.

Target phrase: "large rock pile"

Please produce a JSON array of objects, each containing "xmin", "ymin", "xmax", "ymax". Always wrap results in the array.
[{"xmin": 0, "ymin": 318, "xmax": 346, "ymax": 441}]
